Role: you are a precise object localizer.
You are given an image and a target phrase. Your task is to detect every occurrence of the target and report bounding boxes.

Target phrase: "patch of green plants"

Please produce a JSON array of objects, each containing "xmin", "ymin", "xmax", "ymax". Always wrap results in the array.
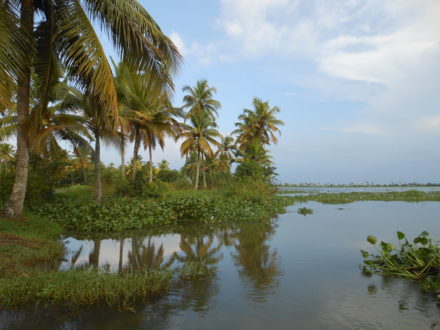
[
  {"xmin": 292, "ymin": 191, "xmax": 440, "ymax": 204},
  {"xmin": 361, "ymin": 231, "xmax": 440, "ymax": 298},
  {"xmin": 0, "ymin": 269, "xmax": 172, "ymax": 311},
  {"xmin": 35, "ymin": 193, "xmax": 294, "ymax": 233},
  {"xmin": 297, "ymin": 207, "xmax": 313, "ymax": 216}
]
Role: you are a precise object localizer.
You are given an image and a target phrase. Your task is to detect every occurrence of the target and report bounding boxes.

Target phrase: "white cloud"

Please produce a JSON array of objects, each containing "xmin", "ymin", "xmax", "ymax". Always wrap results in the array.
[{"xmin": 170, "ymin": 31, "xmax": 186, "ymax": 56}]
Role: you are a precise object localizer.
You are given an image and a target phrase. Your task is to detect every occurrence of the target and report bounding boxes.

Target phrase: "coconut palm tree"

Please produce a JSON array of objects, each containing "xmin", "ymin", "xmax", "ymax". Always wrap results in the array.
[
  {"xmin": 234, "ymin": 98, "xmax": 284, "ymax": 151},
  {"xmin": 1, "ymin": 0, "xmax": 181, "ymax": 217},
  {"xmin": 114, "ymin": 61, "xmax": 182, "ymax": 181},
  {"xmin": 179, "ymin": 114, "xmax": 221, "ymax": 190},
  {"xmin": 182, "ymin": 80, "xmax": 221, "ymax": 121}
]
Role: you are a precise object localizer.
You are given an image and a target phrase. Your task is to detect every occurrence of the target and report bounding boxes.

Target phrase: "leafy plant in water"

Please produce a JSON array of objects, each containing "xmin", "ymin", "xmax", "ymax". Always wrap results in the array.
[
  {"xmin": 297, "ymin": 207, "xmax": 313, "ymax": 216},
  {"xmin": 361, "ymin": 231, "xmax": 440, "ymax": 298}
]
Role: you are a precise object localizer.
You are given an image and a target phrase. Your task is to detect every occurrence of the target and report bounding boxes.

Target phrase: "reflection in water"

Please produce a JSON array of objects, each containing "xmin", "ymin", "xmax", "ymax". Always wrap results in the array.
[
  {"xmin": 232, "ymin": 220, "xmax": 280, "ymax": 301},
  {"xmin": 127, "ymin": 237, "xmax": 172, "ymax": 271},
  {"xmin": 3, "ymin": 201, "xmax": 440, "ymax": 329}
]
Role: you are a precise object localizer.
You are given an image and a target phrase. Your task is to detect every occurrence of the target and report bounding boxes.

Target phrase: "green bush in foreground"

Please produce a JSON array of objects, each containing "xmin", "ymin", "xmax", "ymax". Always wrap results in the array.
[{"xmin": 361, "ymin": 231, "xmax": 440, "ymax": 298}]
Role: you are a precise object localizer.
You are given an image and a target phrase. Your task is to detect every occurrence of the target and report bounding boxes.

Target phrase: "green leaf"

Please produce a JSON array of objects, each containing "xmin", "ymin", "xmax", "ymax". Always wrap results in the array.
[
  {"xmin": 420, "ymin": 231, "xmax": 429, "ymax": 237},
  {"xmin": 397, "ymin": 231, "xmax": 405, "ymax": 240},
  {"xmin": 367, "ymin": 235, "xmax": 377, "ymax": 245},
  {"xmin": 360, "ymin": 250, "xmax": 369, "ymax": 258}
]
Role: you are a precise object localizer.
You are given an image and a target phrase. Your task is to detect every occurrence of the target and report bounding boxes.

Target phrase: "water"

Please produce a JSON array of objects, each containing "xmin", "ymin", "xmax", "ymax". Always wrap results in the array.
[
  {"xmin": 2, "ymin": 201, "xmax": 440, "ymax": 329},
  {"xmin": 281, "ymin": 186, "xmax": 440, "ymax": 194}
]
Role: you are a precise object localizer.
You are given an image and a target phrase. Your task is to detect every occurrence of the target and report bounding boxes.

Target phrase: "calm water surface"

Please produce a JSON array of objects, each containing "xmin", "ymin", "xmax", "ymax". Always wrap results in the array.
[{"xmin": 2, "ymin": 201, "xmax": 440, "ymax": 329}]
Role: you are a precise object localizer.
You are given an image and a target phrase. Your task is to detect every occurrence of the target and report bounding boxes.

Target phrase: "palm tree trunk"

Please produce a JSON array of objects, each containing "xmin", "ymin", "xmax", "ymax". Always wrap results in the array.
[
  {"xmin": 120, "ymin": 132, "xmax": 125, "ymax": 176},
  {"xmin": 2, "ymin": 1, "xmax": 33, "ymax": 218},
  {"xmin": 202, "ymin": 154, "xmax": 207, "ymax": 188},
  {"xmin": 194, "ymin": 150, "xmax": 200, "ymax": 190},
  {"xmin": 83, "ymin": 167, "xmax": 88, "ymax": 185},
  {"xmin": 118, "ymin": 238, "xmax": 124, "ymax": 273},
  {"xmin": 94, "ymin": 131, "xmax": 102, "ymax": 203},
  {"xmin": 89, "ymin": 239, "xmax": 101, "ymax": 268},
  {"xmin": 120, "ymin": 147, "xmax": 125, "ymax": 176},
  {"xmin": 131, "ymin": 127, "xmax": 141, "ymax": 180},
  {"xmin": 148, "ymin": 145, "xmax": 153, "ymax": 183}
]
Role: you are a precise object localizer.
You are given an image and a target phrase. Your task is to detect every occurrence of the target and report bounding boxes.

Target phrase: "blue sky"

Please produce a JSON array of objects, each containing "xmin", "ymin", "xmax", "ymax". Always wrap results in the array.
[{"xmin": 99, "ymin": 0, "xmax": 440, "ymax": 184}]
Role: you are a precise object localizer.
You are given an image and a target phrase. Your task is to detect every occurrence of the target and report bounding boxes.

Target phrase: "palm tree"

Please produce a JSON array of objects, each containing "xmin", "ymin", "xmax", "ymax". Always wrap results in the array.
[
  {"xmin": 215, "ymin": 135, "xmax": 237, "ymax": 169},
  {"xmin": 234, "ymin": 98, "xmax": 284, "ymax": 151},
  {"xmin": 1, "ymin": 0, "xmax": 181, "ymax": 217},
  {"xmin": 182, "ymin": 80, "xmax": 221, "ymax": 121},
  {"xmin": 179, "ymin": 114, "xmax": 221, "ymax": 190},
  {"xmin": 114, "ymin": 61, "xmax": 182, "ymax": 182}
]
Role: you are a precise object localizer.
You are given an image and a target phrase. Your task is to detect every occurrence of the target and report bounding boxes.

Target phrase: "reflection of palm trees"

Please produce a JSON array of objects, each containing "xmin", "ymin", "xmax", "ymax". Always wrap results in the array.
[
  {"xmin": 171, "ymin": 235, "xmax": 222, "ymax": 267},
  {"xmin": 88, "ymin": 239, "xmax": 101, "ymax": 268},
  {"xmin": 232, "ymin": 220, "xmax": 280, "ymax": 299},
  {"xmin": 171, "ymin": 234, "xmax": 223, "ymax": 313},
  {"xmin": 127, "ymin": 237, "xmax": 173, "ymax": 271}
]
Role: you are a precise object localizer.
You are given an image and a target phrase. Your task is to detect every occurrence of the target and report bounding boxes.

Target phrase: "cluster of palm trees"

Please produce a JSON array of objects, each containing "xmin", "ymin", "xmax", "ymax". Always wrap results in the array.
[
  {"xmin": 1, "ymin": 0, "xmax": 181, "ymax": 217},
  {"xmin": 0, "ymin": 1, "xmax": 284, "ymax": 218}
]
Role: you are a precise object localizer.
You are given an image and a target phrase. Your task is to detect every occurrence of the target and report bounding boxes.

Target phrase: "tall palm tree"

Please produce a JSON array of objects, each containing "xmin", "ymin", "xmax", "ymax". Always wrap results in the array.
[
  {"xmin": 234, "ymin": 98, "xmax": 284, "ymax": 151},
  {"xmin": 114, "ymin": 61, "xmax": 182, "ymax": 181},
  {"xmin": 1, "ymin": 0, "xmax": 181, "ymax": 217},
  {"xmin": 182, "ymin": 80, "xmax": 221, "ymax": 121},
  {"xmin": 179, "ymin": 114, "xmax": 221, "ymax": 190}
]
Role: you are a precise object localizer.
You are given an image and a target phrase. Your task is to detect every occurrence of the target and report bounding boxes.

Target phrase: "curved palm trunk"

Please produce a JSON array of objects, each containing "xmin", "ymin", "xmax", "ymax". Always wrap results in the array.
[
  {"xmin": 148, "ymin": 145, "xmax": 153, "ymax": 183},
  {"xmin": 194, "ymin": 150, "xmax": 200, "ymax": 190},
  {"xmin": 94, "ymin": 131, "xmax": 102, "ymax": 203},
  {"xmin": 3, "ymin": 1, "xmax": 33, "ymax": 218},
  {"xmin": 131, "ymin": 127, "xmax": 141, "ymax": 180}
]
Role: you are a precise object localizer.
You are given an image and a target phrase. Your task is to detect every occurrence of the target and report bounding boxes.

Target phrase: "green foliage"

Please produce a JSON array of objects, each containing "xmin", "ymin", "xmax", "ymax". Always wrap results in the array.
[
  {"xmin": 116, "ymin": 175, "xmax": 172, "ymax": 199},
  {"xmin": 361, "ymin": 231, "xmax": 440, "ymax": 298},
  {"xmin": 221, "ymin": 179, "xmax": 274, "ymax": 203},
  {"xmin": 0, "ymin": 269, "xmax": 172, "ymax": 310},
  {"xmin": 36, "ymin": 189, "xmax": 294, "ymax": 233},
  {"xmin": 297, "ymin": 207, "xmax": 313, "ymax": 216},
  {"xmin": 156, "ymin": 169, "xmax": 183, "ymax": 183}
]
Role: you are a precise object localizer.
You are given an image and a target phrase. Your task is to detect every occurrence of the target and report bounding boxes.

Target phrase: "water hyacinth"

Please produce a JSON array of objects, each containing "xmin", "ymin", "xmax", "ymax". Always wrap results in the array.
[{"xmin": 361, "ymin": 231, "xmax": 440, "ymax": 298}]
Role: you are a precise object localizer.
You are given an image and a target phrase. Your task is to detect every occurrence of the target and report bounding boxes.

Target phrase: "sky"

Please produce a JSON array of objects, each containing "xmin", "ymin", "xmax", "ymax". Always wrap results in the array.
[{"xmin": 99, "ymin": 0, "xmax": 440, "ymax": 184}]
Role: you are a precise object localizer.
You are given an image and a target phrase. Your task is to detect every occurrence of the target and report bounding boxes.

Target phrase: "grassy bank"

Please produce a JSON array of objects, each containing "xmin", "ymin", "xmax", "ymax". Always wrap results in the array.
[
  {"xmin": 0, "ymin": 215, "xmax": 64, "ymax": 277},
  {"xmin": 286, "ymin": 190, "xmax": 440, "ymax": 204},
  {"xmin": 0, "ymin": 269, "xmax": 172, "ymax": 310}
]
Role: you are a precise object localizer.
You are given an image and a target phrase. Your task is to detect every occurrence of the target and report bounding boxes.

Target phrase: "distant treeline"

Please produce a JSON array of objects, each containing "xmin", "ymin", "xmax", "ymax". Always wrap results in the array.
[{"xmin": 278, "ymin": 183, "xmax": 440, "ymax": 187}]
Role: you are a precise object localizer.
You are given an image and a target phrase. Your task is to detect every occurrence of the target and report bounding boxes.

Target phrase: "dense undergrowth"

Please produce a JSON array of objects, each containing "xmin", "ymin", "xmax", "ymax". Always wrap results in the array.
[{"xmin": 35, "ymin": 182, "xmax": 294, "ymax": 233}]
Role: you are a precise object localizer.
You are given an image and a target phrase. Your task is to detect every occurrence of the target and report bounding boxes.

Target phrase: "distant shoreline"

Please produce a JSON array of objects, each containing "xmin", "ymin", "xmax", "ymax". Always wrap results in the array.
[{"xmin": 278, "ymin": 183, "xmax": 440, "ymax": 188}]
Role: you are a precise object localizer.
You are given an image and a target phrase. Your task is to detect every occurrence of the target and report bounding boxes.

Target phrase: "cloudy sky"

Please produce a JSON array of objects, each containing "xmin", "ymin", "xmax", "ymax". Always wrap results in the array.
[{"xmin": 100, "ymin": 0, "xmax": 440, "ymax": 184}]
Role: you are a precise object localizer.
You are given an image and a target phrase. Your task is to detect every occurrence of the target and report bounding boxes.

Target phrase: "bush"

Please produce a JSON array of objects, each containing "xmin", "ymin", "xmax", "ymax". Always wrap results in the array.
[{"xmin": 156, "ymin": 169, "xmax": 182, "ymax": 183}]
